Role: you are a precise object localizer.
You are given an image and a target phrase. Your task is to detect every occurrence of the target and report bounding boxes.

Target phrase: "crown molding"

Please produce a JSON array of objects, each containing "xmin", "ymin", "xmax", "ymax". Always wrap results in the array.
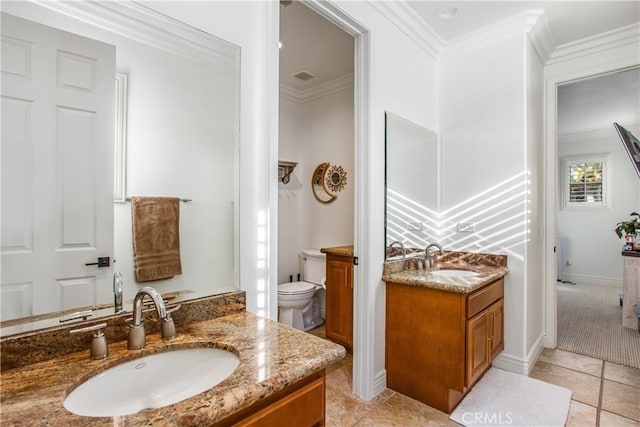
[
  {"xmin": 368, "ymin": 1, "xmax": 443, "ymax": 60},
  {"xmin": 443, "ymin": 10, "xmax": 554, "ymax": 59},
  {"xmin": 558, "ymin": 124, "xmax": 640, "ymax": 144},
  {"xmin": 31, "ymin": 0, "xmax": 239, "ymax": 70},
  {"xmin": 527, "ymin": 12, "xmax": 555, "ymax": 64},
  {"xmin": 547, "ymin": 22, "xmax": 640, "ymax": 66},
  {"xmin": 280, "ymin": 73, "xmax": 353, "ymax": 104}
]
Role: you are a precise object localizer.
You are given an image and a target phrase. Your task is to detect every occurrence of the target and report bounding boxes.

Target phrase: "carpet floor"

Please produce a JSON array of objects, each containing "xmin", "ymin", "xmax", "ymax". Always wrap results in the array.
[{"xmin": 557, "ymin": 282, "xmax": 640, "ymax": 369}]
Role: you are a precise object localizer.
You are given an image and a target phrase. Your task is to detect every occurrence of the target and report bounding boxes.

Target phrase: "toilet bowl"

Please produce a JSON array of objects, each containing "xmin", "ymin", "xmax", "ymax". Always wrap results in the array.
[{"xmin": 278, "ymin": 249, "xmax": 325, "ymax": 331}]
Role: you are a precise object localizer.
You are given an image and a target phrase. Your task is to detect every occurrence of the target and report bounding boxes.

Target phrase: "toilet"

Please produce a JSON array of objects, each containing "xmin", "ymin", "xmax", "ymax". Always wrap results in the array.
[{"xmin": 278, "ymin": 249, "xmax": 325, "ymax": 331}]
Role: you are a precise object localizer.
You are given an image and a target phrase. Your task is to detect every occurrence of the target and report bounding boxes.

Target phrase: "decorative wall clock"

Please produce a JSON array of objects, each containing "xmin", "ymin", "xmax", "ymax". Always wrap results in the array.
[
  {"xmin": 311, "ymin": 162, "xmax": 347, "ymax": 204},
  {"xmin": 326, "ymin": 165, "xmax": 347, "ymax": 193}
]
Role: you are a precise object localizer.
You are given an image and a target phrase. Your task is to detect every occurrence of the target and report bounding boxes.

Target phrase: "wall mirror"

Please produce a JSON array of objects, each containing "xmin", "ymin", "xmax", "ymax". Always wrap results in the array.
[
  {"xmin": 1, "ymin": 1, "xmax": 240, "ymax": 335},
  {"xmin": 385, "ymin": 112, "xmax": 438, "ymax": 258}
]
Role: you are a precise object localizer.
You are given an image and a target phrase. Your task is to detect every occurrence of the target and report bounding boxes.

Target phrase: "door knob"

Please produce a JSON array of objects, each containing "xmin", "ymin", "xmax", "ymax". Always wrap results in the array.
[{"xmin": 85, "ymin": 257, "xmax": 110, "ymax": 267}]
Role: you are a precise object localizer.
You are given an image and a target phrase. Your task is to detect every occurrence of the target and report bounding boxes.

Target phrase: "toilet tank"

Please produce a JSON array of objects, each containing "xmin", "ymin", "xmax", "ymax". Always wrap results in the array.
[{"xmin": 299, "ymin": 249, "xmax": 326, "ymax": 285}]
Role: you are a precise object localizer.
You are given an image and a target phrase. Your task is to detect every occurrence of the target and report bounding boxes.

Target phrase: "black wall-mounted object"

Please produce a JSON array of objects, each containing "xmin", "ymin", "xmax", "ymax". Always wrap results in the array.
[{"xmin": 614, "ymin": 122, "xmax": 640, "ymax": 179}]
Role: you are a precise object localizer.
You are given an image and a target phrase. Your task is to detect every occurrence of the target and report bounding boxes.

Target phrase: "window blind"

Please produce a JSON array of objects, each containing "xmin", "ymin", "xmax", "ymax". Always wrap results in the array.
[{"xmin": 568, "ymin": 161, "xmax": 603, "ymax": 204}]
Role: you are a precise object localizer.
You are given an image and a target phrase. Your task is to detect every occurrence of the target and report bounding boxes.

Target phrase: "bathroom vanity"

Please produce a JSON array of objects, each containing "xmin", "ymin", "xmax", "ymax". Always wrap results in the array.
[
  {"xmin": 0, "ymin": 292, "xmax": 345, "ymax": 425},
  {"xmin": 321, "ymin": 246, "xmax": 354, "ymax": 351},
  {"xmin": 383, "ymin": 252, "xmax": 508, "ymax": 414}
]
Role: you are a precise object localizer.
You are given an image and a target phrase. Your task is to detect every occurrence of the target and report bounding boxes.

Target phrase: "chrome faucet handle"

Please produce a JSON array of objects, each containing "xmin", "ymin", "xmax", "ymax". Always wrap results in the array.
[
  {"xmin": 70, "ymin": 322, "xmax": 108, "ymax": 360},
  {"xmin": 165, "ymin": 304, "xmax": 181, "ymax": 316},
  {"xmin": 161, "ymin": 304, "xmax": 181, "ymax": 340},
  {"xmin": 59, "ymin": 310, "xmax": 93, "ymax": 323}
]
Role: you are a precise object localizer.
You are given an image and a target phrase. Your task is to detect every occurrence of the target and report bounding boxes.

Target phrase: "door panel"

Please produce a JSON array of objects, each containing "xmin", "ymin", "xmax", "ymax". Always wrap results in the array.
[
  {"xmin": 325, "ymin": 255, "xmax": 353, "ymax": 349},
  {"xmin": 1, "ymin": 13, "xmax": 115, "ymax": 320},
  {"xmin": 466, "ymin": 311, "xmax": 489, "ymax": 387}
]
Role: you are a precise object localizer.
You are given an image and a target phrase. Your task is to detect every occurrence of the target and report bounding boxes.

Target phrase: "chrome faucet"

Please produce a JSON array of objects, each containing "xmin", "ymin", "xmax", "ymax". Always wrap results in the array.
[
  {"xmin": 425, "ymin": 242, "xmax": 443, "ymax": 270},
  {"xmin": 128, "ymin": 287, "xmax": 179, "ymax": 349},
  {"xmin": 388, "ymin": 241, "xmax": 406, "ymax": 258}
]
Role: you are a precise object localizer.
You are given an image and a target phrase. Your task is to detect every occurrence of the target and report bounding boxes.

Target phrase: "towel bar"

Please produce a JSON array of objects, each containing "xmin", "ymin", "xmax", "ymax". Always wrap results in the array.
[{"xmin": 124, "ymin": 197, "xmax": 192, "ymax": 202}]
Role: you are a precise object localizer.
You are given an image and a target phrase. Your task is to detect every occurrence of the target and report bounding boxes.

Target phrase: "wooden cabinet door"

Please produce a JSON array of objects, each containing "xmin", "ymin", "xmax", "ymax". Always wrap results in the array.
[
  {"xmin": 235, "ymin": 376, "xmax": 325, "ymax": 427},
  {"xmin": 325, "ymin": 255, "xmax": 353, "ymax": 349},
  {"xmin": 466, "ymin": 310, "xmax": 490, "ymax": 387},
  {"xmin": 489, "ymin": 298, "xmax": 504, "ymax": 360}
]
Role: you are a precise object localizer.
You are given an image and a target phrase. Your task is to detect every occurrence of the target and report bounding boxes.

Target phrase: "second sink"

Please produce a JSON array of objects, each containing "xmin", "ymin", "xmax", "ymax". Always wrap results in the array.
[
  {"xmin": 431, "ymin": 269, "xmax": 479, "ymax": 278},
  {"xmin": 64, "ymin": 346, "xmax": 239, "ymax": 417}
]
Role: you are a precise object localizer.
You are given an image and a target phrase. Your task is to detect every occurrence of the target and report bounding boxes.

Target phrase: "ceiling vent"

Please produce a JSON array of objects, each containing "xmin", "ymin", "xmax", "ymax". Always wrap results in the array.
[{"xmin": 291, "ymin": 70, "xmax": 317, "ymax": 81}]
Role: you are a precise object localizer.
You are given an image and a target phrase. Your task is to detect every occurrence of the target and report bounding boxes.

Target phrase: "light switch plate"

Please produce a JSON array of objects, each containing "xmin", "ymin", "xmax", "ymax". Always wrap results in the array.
[
  {"xmin": 407, "ymin": 221, "xmax": 422, "ymax": 231},
  {"xmin": 457, "ymin": 222, "xmax": 475, "ymax": 232}
]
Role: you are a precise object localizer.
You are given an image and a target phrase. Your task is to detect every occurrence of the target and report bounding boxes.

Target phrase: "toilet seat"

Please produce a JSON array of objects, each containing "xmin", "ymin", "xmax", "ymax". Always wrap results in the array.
[{"xmin": 278, "ymin": 281, "xmax": 315, "ymax": 295}]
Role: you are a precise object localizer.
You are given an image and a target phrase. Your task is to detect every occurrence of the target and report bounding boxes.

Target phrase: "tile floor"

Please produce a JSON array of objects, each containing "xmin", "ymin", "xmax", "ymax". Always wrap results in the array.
[
  {"xmin": 531, "ymin": 348, "xmax": 640, "ymax": 427},
  {"xmin": 310, "ymin": 326, "xmax": 640, "ymax": 426}
]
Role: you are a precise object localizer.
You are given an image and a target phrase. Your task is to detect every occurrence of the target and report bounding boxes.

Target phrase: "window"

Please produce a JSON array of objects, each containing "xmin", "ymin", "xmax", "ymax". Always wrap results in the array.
[{"xmin": 562, "ymin": 155, "xmax": 609, "ymax": 209}]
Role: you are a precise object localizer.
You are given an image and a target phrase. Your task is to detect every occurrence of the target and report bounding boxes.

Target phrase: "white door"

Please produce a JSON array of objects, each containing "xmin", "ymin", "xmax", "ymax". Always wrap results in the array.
[{"xmin": 1, "ymin": 13, "xmax": 115, "ymax": 320}]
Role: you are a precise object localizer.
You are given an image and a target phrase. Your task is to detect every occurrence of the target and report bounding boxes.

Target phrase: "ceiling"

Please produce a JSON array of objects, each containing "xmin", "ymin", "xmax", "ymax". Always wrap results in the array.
[
  {"xmin": 279, "ymin": 1, "xmax": 353, "ymax": 91},
  {"xmin": 408, "ymin": 1, "xmax": 639, "ymax": 45},
  {"xmin": 558, "ymin": 68, "xmax": 640, "ymax": 136},
  {"xmin": 279, "ymin": 1, "xmax": 639, "ymax": 91}
]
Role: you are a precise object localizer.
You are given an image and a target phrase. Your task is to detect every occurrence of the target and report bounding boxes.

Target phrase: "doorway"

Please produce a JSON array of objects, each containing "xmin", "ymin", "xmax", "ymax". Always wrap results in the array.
[
  {"xmin": 278, "ymin": 0, "xmax": 355, "ymax": 353},
  {"xmin": 545, "ymin": 60, "xmax": 640, "ymax": 363},
  {"xmin": 554, "ymin": 69, "xmax": 640, "ymax": 365},
  {"xmin": 277, "ymin": 0, "xmax": 374, "ymax": 397}
]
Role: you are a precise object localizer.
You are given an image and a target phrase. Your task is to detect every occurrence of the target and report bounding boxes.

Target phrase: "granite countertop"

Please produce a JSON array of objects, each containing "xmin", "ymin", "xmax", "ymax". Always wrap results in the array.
[
  {"xmin": 321, "ymin": 245, "xmax": 354, "ymax": 257},
  {"xmin": 382, "ymin": 251, "xmax": 509, "ymax": 294},
  {"xmin": 621, "ymin": 251, "xmax": 640, "ymax": 257},
  {"xmin": 0, "ymin": 311, "xmax": 345, "ymax": 426}
]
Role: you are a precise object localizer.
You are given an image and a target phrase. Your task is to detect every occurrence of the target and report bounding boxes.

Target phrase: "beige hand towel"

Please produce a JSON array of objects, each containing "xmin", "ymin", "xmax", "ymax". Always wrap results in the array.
[{"xmin": 131, "ymin": 196, "xmax": 182, "ymax": 282}]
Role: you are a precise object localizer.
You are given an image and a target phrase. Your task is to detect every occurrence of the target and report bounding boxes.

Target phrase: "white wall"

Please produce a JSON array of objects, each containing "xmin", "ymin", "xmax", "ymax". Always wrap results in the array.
[
  {"xmin": 525, "ymin": 38, "xmax": 546, "ymax": 358},
  {"xmin": 112, "ymin": 38, "xmax": 237, "ymax": 300},
  {"xmin": 278, "ymin": 97, "xmax": 304, "ymax": 284},
  {"xmin": 301, "ymin": 89, "xmax": 355, "ymax": 250},
  {"xmin": 440, "ymin": 31, "xmax": 541, "ymax": 372},
  {"xmin": 557, "ymin": 128, "xmax": 640, "ymax": 286}
]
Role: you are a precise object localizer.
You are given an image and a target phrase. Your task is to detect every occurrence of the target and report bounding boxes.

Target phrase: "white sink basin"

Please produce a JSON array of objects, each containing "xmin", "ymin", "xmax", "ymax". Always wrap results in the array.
[
  {"xmin": 431, "ymin": 269, "xmax": 479, "ymax": 278},
  {"xmin": 64, "ymin": 347, "xmax": 239, "ymax": 417}
]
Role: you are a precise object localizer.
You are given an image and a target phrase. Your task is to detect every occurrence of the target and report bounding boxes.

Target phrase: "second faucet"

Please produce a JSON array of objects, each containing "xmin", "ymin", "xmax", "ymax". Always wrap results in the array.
[{"xmin": 425, "ymin": 243, "xmax": 443, "ymax": 270}]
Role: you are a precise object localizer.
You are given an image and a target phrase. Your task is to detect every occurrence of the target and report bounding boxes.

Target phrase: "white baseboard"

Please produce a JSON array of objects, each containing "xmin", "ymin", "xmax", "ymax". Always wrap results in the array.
[
  {"xmin": 492, "ymin": 335, "xmax": 545, "ymax": 376},
  {"xmin": 492, "ymin": 353, "xmax": 529, "ymax": 375},
  {"xmin": 373, "ymin": 369, "xmax": 387, "ymax": 398},
  {"xmin": 526, "ymin": 333, "xmax": 546, "ymax": 375},
  {"xmin": 560, "ymin": 273, "xmax": 622, "ymax": 288}
]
